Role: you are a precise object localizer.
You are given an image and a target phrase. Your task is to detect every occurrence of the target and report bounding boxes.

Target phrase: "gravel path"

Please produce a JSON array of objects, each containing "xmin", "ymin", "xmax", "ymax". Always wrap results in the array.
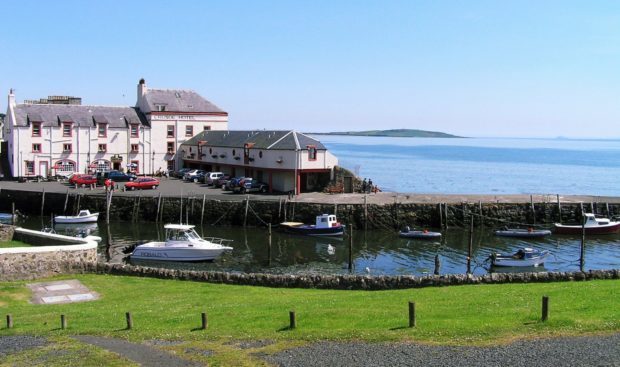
[
  {"xmin": 264, "ymin": 334, "xmax": 620, "ymax": 367},
  {"xmin": 73, "ymin": 335, "xmax": 201, "ymax": 367},
  {"xmin": 0, "ymin": 336, "xmax": 48, "ymax": 356}
]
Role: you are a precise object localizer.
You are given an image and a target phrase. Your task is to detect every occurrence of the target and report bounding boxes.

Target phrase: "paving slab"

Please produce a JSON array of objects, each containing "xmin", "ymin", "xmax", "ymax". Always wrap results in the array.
[{"xmin": 27, "ymin": 279, "xmax": 99, "ymax": 305}]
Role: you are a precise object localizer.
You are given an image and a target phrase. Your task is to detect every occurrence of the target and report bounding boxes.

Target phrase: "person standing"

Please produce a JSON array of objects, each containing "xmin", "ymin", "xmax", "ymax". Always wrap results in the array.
[
  {"xmin": 362, "ymin": 178, "xmax": 367, "ymax": 193},
  {"xmin": 368, "ymin": 178, "xmax": 373, "ymax": 193}
]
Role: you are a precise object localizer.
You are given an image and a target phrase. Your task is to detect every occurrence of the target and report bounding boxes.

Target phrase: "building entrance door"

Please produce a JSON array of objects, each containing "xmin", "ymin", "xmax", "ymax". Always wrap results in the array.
[{"xmin": 39, "ymin": 161, "xmax": 48, "ymax": 177}]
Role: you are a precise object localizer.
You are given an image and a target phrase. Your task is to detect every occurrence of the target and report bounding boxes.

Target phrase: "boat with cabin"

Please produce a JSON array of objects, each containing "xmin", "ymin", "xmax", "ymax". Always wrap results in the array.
[
  {"xmin": 489, "ymin": 247, "xmax": 550, "ymax": 267},
  {"xmin": 54, "ymin": 210, "xmax": 99, "ymax": 224},
  {"xmin": 130, "ymin": 224, "xmax": 233, "ymax": 261},
  {"xmin": 494, "ymin": 227, "xmax": 552, "ymax": 238},
  {"xmin": 280, "ymin": 214, "xmax": 345, "ymax": 236},
  {"xmin": 554, "ymin": 213, "xmax": 620, "ymax": 235},
  {"xmin": 399, "ymin": 226, "xmax": 442, "ymax": 239}
]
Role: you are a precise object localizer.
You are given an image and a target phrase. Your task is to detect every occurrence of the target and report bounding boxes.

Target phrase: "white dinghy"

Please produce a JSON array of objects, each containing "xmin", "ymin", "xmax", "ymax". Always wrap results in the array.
[
  {"xmin": 131, "ymin": 224, "xmax": 233, "ymax": 262},
  {"xmin": 54, "ymin": 210, "xmax": 99, "ymax": 224},
  {"xmin": 489, "ymin": 247, "xmax": 550, "ymax": 267}
]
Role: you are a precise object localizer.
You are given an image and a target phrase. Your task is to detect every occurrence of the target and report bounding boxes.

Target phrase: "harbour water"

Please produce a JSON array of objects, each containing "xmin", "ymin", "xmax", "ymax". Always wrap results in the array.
[
  {"xmin": 19, "ymin": 218, "xmax": 620, "ymax": 276},
  {"xmin": 315, "ymin": 135, "xmax": 620, "ymax": 196}
]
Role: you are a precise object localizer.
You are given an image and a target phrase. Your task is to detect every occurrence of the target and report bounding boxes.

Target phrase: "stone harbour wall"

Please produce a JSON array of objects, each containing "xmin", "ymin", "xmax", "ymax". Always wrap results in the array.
[
  {"xmin": 84, "ymin": 262, "xmax": 619, "ymax": 290},
  {"xmin": 1, "ymin": 188, "xmax": 618, "ymax": 229}
]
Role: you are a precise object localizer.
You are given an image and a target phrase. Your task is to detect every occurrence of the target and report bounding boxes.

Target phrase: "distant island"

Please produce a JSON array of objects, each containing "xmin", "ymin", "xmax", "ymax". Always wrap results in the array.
[{"xmin": 310, "ymin": 129, "xmax": 462, "ymax": 138}]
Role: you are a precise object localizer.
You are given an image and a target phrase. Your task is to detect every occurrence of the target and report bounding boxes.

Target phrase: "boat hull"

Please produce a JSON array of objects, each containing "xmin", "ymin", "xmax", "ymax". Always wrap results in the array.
[
  {"xmin": 131, "ymin": 242, "xmax": 232, "ymax": 262},
  {"xmin": 492, "ymin": 252, "xmax": 549, "ymax": 267},
  {"xmin": 495, "ymin": 229, "xmax": 552, "ymax": 238},
  {"xmin": 399, "ymin": 231, "xmax": 441, "ymax": 239},
  {"xmin": 54, "ymin": 214, "xmax": 99, "ymax": 223},
  {"xmin": 553, "ymin": 222, "xmax": 620, "ymax": 235},
  {"xmin": 281, "ymin": 224, "xmax": 345, "ymax": 236}
]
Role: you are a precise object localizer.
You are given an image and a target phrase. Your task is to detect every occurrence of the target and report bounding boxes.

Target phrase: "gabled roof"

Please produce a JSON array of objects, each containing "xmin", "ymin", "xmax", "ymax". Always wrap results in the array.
[
  {"xmin": 144, "ymin": 89, "xmax": 226, "ymax": 114},
  {"xmin": 12, "ymin": 104, "xmax": 147, "ymax": 128},
  {"xmin": 183, "ymin": 130, "xmax": 327, "ymax": 150}
]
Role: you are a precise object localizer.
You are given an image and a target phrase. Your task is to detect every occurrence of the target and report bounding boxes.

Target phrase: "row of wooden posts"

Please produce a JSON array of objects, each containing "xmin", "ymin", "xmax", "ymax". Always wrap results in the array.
[
  {"xmin": 16, "ymin": 187, "xmax": 617, "ymax": 228},
  {"xmin": 3, "ymin": 296, "xmax": 552, "ymax": 331}
]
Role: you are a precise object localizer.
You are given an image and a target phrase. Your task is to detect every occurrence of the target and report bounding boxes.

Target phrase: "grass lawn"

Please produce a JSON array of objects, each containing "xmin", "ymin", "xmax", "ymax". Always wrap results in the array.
[
  {"xmin": 0, "ymin": 240, "xmax": 31, "ymax": 248},
  {"xmin": 0, "ymin": 275, "xmax": 618, "ymax": 366}
]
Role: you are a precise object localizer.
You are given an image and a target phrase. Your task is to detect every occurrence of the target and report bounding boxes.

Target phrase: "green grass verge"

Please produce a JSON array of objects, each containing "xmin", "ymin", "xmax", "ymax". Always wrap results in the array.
[
  {"xmin": 0, "ymin": 240, "xmax": 32, "ymax": 248},
  {"xmin": 0, "ymin": 275, "xmax": 618, "ymax": 365}
]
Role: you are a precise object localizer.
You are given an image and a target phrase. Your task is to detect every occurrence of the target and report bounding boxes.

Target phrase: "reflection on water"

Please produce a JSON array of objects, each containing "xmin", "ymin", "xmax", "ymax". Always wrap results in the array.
[{"xmin": 16, "ymin": 217, "xmax": 620, "ymax": 276}]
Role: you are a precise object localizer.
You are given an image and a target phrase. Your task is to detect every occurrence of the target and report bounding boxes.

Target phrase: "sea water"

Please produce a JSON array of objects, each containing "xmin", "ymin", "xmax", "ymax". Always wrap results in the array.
[{"xmin": 314, "ymin": 136, "xmax": 620, "ymax": 196}]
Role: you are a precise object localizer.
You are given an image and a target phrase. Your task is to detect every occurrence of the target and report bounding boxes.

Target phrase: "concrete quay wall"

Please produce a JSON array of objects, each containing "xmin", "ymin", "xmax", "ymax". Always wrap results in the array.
[
  {"xmin": 1, "ymin": 188, "xmax": 619, "ymax": 229},
  {"xmin": 0, "ymin": 227, "xmax": 98, "ymax": 281}
]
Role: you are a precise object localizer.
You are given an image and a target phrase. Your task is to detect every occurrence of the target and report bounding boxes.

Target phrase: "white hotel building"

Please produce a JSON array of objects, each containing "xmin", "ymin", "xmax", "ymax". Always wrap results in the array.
[{"xmin": 2, "ymin": 79, "xmax": 228, "ymax": 177}]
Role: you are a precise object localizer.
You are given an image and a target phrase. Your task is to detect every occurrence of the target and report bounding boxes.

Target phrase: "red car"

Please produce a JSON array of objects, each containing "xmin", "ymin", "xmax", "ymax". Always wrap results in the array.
[
  {"xmin": 125, "ymin": 177, "xmax": 160, "ymax": 190},
  {"xmin": 73, "ymin": 175, "xmax": 97, "ymax": 186},
  {"xmin": 68, "ymin": 173, "xmax": 86, "ymax": 185}
]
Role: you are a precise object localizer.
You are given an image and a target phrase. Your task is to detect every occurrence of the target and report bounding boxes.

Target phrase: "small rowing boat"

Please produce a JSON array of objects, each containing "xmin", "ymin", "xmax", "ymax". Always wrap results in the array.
[
  {"xmin": 494, "ymin": 227, "xmax": 552, "ymax": 238},
  {"xmin": 399, "ymin": 226, "xmax": 442, "ymax": 239},
  {"xmin": 489, "ymin": 247, "xmax": 550, "ymax": 267}
]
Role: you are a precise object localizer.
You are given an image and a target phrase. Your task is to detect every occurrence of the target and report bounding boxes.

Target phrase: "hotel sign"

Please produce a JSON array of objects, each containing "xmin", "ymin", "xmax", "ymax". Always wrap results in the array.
[{"xmin": 151, "ymin": 115, "xmax": 196, "ymax": 121}]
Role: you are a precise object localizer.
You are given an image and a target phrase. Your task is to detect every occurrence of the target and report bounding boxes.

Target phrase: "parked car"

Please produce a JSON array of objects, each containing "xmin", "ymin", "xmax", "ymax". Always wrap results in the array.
[
  {"xmin": 214, "ymin": 174, "xmax": 232, "ymax": 188},
  {"xmin": 74, "ymin": 175, "xmax": 97, "ymax": 187},
  {"xmin": 183, "ymin": 169, "xmax": 206, "ymax": 182},
  {"xmin": 204, "ymin": 172, "xmax": 225, "ymax": 185},
  {"xmin": 68, "ymin": 173, "xmax": 86, "ymax": 185},
  {"xmin": 223, "ymin": 177, "xmax": 245, "ymax": 191},
  {"xmin": 96, "ymin": 170, "xmax": 136, "ymax": 185},
  {"xmin": 232, "ymin": 178, "xmax": 269, "ymax": 194},
  {"xmin": 125, "ymin": 177, "xmax": 160, "ymax": 190},
  {"xmin": 173, "ymin": 168, "xmax": 191, "ymax": 178}
]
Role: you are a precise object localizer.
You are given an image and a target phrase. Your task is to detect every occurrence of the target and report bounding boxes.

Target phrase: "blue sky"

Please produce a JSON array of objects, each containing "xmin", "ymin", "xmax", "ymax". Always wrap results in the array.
[{"xmin": 1, "ymin": 1, "xmax": 619, "ymax": 138}]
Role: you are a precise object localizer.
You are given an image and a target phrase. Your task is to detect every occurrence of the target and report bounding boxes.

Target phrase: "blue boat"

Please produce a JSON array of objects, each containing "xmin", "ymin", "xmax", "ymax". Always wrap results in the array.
[{"xmin": 280, "ymin": 214, "xmax": 345, "ymax": 237}]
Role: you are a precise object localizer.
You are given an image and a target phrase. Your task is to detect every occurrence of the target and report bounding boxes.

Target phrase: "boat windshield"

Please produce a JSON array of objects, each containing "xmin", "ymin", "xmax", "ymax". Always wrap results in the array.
[{"xmin": 185, "ymin": 229, "xmax": 201, "ymax": 240}]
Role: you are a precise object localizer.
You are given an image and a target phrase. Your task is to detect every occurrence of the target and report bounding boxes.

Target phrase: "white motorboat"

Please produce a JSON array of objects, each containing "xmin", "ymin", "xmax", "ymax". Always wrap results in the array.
[
  {"xmin": 54, "ymin": 210, "xmax": 99, "ymax": 224},
  {"xmin": 554, "ymin": 213, "xmax": 620, "ymax": 235},
  {"xmin": 399, "ymin": 226, "xmax": 442, "ymax": 239},
  {"xmin": 494, "ymin": 227, "xmax": 552, "ymax": 238},
  {"xmin": 489, "ymin": 247, "xmax": 550, "ymax": 267},
  {"xmin": 131, "ymin": 224, "xmax": 233, "ymax": 261}
]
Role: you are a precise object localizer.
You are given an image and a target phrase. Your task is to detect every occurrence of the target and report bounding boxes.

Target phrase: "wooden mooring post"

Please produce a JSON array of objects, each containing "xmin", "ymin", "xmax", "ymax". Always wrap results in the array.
[
  {"xmin": 40, "ymin": 188, "xmax": 45, "ymax": 217},
  {"xmin": 467, "ymin": 214, "xmax": 473, "ymax": 274},
  {"xmin": 289, "ymin": 310, "xmax": 296, "ymax": 329},
  {"xmin": 6, "ymin": 314, "xmax": 13, "ymax": 329},
  {"xmin": 61, "ymin": 314, "xmax": 67, "ymax": 330},
  {"xmin": 478, "ymin": 200, "xmax": 483, "ymax": 227},
  {"xmin": 542, "ymin": 296, "xmax": 549, "ymax": 322},
  {"xmin": 444, "ymin": 203, "xmax": 449, "ymax": 229},
  {"xmin": 556, "ymin": 194, "xmax": 561, "ymax": 223},
  {"xmin": 580, "ymin": 214, "xmax": 586, "ymax": 272},
  {"xmin": 244, "ymin": 195, "xmax": 250, "ymax": 227},
  {"xmin": 408, "ymin": 301, "xmax": 416, "ymax": 328},
  {"xmin": 364, "ymin": 194, "xmax": 368, "ymax": 231},
  {"xmin": 11, "ymin": 202, "xmax": 15, "ymax": 225},
  {"xmin": 434, "ymin": 254, "xmax": 440, "ymax": 275},
  {"xmin": 201, "ymin": 312, "xmax": 208, "ymax": 330},
  {"xmin": 126, "ymin": 312, "xmax": 133, "ymax": 330},
  {"xmin": 267, "ymin": 223, "xmax": 272, "ymax": 266},
  {"xmin": 200, "ymin": 194, "xmax": 206, "ymax": 224},
  {"xmin": 348, "ymin": 224, "xmax": 353, "ymax": 271},
  {"xmin": 156, "ymin": 192, "xmax": 162, "ymax": 223},
  {"xmin": 106, "ymin": 191, "xmax": 113, "ymax": 224},
  {"xmin": 63, "ymin": 189, "xmax": 69, "ymax": 214},
  {"xmin": 438, "ymin": 203, "xmax": 443, "ymax": 228}
]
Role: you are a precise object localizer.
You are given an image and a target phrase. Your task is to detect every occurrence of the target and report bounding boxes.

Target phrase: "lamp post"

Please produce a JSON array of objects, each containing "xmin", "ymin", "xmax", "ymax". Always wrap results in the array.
[{"xmin": 152, "ymin": 150, "xmax": 155, "ymax": 175}]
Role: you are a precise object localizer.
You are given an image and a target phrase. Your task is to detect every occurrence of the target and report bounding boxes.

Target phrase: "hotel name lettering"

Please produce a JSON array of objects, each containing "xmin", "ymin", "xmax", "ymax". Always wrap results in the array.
[{"xmin": 151, "ymin": 115, "xmax": 196, "ymax": 121}]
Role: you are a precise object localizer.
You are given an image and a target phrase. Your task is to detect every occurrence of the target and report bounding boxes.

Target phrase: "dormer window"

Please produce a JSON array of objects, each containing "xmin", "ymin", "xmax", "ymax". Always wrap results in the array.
[
  {"xmin": 32, "ymin": 122, "xmax": 41, "ymax": 137},
  {"xmin": 130, "ymin": 124, "xmax": 139, "ymax": 138},
  {"xmin": 307, "ymin": 145, "xmax": 317, "ymax": 161},
  {"xmin": 98, "ymin": 123, "xmax": 107, "ymax": 138},
  {"xmin": 62, "ymin": 122, "xmax": 72, "ymax": 137},
  {"xmin": 156, "ymin": 104, "xmax": 166, "ymax": 112}
]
